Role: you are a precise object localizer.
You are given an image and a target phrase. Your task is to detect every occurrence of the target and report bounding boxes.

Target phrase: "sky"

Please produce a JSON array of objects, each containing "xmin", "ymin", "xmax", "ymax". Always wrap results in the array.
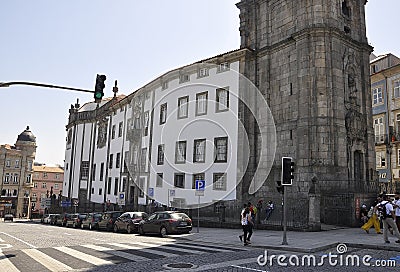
[{"xmin": 0, "ymin": 0, "xmax": 398, "ymax": 166}]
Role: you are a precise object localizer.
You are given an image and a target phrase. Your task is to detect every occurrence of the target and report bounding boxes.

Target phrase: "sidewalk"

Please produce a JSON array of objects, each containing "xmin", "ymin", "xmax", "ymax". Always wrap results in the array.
[{"xmin": 175, "ymin": 226, "xmax": 400, "ymax": 253}]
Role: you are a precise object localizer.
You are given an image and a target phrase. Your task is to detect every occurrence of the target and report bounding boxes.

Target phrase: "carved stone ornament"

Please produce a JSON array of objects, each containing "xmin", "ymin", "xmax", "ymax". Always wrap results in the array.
[{"xmin": 97, "ymin": 120, "xmax": 108, "ymax": 149}]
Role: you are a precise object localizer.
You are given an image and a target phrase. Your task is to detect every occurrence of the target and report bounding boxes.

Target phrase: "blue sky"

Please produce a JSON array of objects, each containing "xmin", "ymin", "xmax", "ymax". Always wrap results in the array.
[{"xmin": 0, "ymin": 0, "xmax": 398, "ymax": 165}]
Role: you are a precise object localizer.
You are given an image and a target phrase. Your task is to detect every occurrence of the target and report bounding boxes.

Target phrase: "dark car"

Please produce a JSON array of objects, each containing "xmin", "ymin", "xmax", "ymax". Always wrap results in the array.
[
  {"xmin": 55, "ymin": 213, "xmax": 72, "ymax": 227},
  {"xmin": 50, "ymin": 214, "xmax": 59, "ymax": 225},
  {"xmin": 138, "ymin": 211, "xmax": 192, "ymax": 237},
  {"xmin": 4, "ymin": 214, "xmax": 13, "ymax": 222},
  {"xmin": 97, "ymin": 211, "xmax": 123, "ymax": 231},
  {"xmin": 81, "ymin": 212, "xmax": 103, "ymax": 230},
  {"xmin": 66, "ymin": 213, "xmax": 87, "ymax": 228},
  {"xmin": 114, "ymin": 212, "xmax": 148, "ymax": 234}
]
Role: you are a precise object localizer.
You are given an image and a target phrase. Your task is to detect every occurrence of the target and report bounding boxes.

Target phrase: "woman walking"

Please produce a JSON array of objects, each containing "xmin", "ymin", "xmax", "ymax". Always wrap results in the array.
[{"xmin": 240, "ymin": 208, "xmax": 253, "ymax": 246}]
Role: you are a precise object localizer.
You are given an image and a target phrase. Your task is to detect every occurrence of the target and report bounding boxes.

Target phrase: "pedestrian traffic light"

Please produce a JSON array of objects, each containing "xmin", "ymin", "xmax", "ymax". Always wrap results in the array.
[
  {"xmin": 276, "ymin": 180, "xmax": 284, "ymax": 194},
  {"xmin": 94, "ymin": 74, "xmax": 106, "ymax": 103},
  {"xmin": 281, "ymin": 157, "xmax": 295, "ymax": 185}
]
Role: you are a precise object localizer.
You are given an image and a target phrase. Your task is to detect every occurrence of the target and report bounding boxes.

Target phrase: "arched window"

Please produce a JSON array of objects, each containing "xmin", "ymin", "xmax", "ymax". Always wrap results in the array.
[{"xmin": 342, "ymin": 1, "xmax": 351, "ymax": 18}]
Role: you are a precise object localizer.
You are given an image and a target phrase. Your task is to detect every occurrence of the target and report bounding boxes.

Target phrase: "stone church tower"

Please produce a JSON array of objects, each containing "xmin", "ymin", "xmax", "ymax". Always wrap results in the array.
[{"xmin": 236, "ymin": 0, "xmax": 376, "ymax": 228}]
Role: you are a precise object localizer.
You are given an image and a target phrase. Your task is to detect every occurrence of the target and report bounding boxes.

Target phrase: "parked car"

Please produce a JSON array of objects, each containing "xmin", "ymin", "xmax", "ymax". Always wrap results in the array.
[
  {"xmin": 97, "ymin": 211, "xmax": 123, "ymax": 231},
  {"xmin": 42, "ymin": 213, "xmax": 57, "ymax": 224},
  {"xmin": 4, "ymin": 214, "xmax": 13, "ymax": 222},
  {"xmin": 50, "ymin": 214, "xmax": 59, "ymax": 225},
  {"xmin": 114, "ymin": 212, "xmax": 148, "ymax": 233},
  {"xmin": 81, "ymin": 212, "xmax": 103, "ymax": 230},
  {"xmin": 138, "ymin": 211, "xmax": 192, "ymax": 237},
  {"xmin": 66, "ymin": 213, "xmax": 87, "ymax": 228},
  {"xmin": 55, "ymin": 213, "xmax": 72, "ymax": 227}
]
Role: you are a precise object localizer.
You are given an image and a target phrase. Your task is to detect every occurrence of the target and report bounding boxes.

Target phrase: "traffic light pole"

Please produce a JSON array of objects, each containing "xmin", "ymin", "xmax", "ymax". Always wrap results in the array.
[
  {"xmin": 282, "ymin": 185, "xmax": 288, "ymax": 245},
  {"xmin": 0, "ymin": 81, "xmax": 94, "ymax": 93}
]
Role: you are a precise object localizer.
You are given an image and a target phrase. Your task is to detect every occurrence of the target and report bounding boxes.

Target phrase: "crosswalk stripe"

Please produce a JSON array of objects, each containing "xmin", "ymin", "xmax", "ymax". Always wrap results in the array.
[
  {"xmin": 134, "ymin": 241, "xmax": 206, "ymax": 255},
  {"xmin": 109, "ymin": 242, "xmax": 177, "ymax": 258},
  {"xmin": 54, "ymin": 246, "xmax": 113, "ymax": 266},
  {"xmin": 22, "ymin": 249, "xmax": 73, "ymax": 271},
  {"xmin": 0, "ymin": 251, "xmax": 20, "ymax": 272},
  {"xmin": 148, "ymin": 240, "xmax": 234, "ymax": 253},
  {"xmin": 82, "ymin": 244, "xmax": 149, "ymax": 262}
]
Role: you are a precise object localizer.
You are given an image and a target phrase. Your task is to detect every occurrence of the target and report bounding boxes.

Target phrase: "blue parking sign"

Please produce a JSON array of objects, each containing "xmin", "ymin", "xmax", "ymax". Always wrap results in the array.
[
  {"xmin": 148, "ymin": 187, "xmax": 154, "ymax": 197},
  {"xmin": 195, "ymin": 180, "xmax": 205, "ymax": 191}
]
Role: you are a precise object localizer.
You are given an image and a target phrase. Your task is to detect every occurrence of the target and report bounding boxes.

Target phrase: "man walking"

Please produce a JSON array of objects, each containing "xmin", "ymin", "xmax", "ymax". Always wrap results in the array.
[
  {"xmin": 379, "ymin": 194, "xmax": 400, "ymax": 244},
  {"xmin": 393, "ymin": 193, "xmax": 400, "ymax": 232}
]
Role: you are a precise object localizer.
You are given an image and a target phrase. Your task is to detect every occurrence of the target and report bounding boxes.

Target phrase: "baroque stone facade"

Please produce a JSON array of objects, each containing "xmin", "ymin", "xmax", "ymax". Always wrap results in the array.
[{"xmin": 236, "ymin": 0, "xmax": 376, "ymax": 228}]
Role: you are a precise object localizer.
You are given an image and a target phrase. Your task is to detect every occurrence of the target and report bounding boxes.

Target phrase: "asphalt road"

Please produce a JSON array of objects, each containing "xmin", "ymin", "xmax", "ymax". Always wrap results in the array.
[{"xmin": 0, "ymin": 220, "xmax": 399, "ymax": 272}]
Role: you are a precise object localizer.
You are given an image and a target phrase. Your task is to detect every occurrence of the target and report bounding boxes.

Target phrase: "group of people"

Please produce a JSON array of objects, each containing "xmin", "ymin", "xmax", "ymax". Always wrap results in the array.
[
  {"xmin": 239, "ymin": 201, "xmax": 274, "ymax": 246},
  {"xmin": 361, "ymin": 193, "xmax": 400, "ymax": 244}
]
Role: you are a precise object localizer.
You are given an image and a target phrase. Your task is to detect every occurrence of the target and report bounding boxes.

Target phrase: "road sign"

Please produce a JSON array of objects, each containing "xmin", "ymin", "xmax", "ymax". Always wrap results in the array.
[
  {"xmin": 73, "ymin": 199, "xmax": 79, "ymax": 206},
  {"xmin": 195, "ymin": 180, "xmax": 205, "ymax": 191},
  {"xmin": 117, "ymin": 192, "xmax": 125, "ymax": 206},
  {"xmin": 61, "ymin": 201, "xmax": 71, "ymax": 207},
  {"xmin": 169, "ymin": 189, "xmax": 175, "ymax": 197},
  {"xmin": 148, "ymin": 187, "xmax": 154, "ymax": 197},
  {"xmin": 195, "ymin": 190, "xmax": 204, "ymax": 196}
]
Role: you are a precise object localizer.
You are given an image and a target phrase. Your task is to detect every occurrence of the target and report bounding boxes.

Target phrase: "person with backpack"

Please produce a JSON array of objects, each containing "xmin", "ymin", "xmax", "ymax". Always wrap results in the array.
[
  {"xmin": 378, "ymin": 194, "xmax": 400, "ymax": 244},
  {"xmin": 239, "ymin": 207, "xmax": 252, "ymax": 246}
]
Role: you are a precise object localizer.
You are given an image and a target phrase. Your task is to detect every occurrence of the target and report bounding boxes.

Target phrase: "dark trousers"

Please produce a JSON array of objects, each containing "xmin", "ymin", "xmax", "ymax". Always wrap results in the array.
[
  {"xmin": 247, "ymin": 223, "xmax": 253, "ymax": 241},
  {"xmin": 242, "ymin": 224, "xmax": 253, "ymax": 243},
  {"xmin": 397, "ymin": 216, "xmax": 400, "ymax": 233}
]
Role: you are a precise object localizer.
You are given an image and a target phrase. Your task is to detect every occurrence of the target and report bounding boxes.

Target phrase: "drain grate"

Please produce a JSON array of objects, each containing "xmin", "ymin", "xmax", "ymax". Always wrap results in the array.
[{"xmin": 163, "ymin": 263, "xmax": 198, "ymax": 270}]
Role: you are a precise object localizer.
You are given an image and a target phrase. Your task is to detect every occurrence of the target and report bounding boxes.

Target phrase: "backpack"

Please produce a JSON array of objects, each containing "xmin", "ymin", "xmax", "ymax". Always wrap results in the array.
[
  {"xmin": 253, "ymin": 206, "xmax": 258, "ymax": 215},
  {"xmin": 377, "ymin": 201, "xmax": 390, "ymax": 219}
]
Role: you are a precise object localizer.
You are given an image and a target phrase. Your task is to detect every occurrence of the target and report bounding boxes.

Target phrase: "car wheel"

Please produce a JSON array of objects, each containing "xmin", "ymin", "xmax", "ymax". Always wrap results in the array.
[
  {"xmin": 89, "ymin": 223, "xmax": 92, "ymax": 230},
  {"xmin": 127, "ymin": 225, "xmax": 132, "ymax": 234},
  {"xmin": 114, "ymin": 225, "xmax": 118, "ymax": 233},
  {"xmin": 139, "ymin": 226, "xmax": 145, "ymax": 235},
  {"xmin": 160, "ymin": 226, "xmax": 168, "ymax": 237}
]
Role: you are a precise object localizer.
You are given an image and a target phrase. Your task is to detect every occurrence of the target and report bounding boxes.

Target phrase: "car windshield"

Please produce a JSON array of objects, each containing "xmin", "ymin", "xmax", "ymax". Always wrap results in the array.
[{"xmin": 171, "ymin": 213, "xmax": 190, "ymax": 220}]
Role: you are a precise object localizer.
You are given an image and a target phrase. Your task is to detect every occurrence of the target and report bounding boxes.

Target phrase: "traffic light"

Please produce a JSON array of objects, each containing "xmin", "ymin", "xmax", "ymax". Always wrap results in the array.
[
  {"xmin": 94, "ymin": 74, "xmax": 106, "ymax": 103},
  {"xmin": 281, "ymin": 157, "xmax": 295, "ymax": 185},
  {"xmin": 276, "ymin": 180, "xmax": 284, "ymax": 194}
]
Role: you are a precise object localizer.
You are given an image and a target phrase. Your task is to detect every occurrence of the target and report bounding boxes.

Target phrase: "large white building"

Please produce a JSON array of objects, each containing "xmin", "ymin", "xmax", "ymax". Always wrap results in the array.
[{"xmin": 63, "ymin": 50, "xmax": 249, "ymax": 211}]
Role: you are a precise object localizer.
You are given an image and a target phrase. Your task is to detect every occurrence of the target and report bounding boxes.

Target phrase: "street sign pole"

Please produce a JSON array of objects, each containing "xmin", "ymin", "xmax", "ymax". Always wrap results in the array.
[
  {"xmin": 282, "ymin": 186, "xmax": 288, "ymax": 245},
  {"xmin": 197, "ymin": 195, "xmax": 200, "ymax": 233}
]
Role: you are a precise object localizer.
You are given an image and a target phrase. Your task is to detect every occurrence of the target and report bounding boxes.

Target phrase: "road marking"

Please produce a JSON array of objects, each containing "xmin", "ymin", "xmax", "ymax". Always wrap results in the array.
[
  {"xmin": 0, "ymin": 251, "xmax": 19, "ymax": 272},
  {"xmin": 231, "ymin": 265, "xmax": 268, "ymax": 272},
  {"xmin": 165, "ymin": 242, "xmax": 233, "ymax": 253},
  {"xmin": 82, "ymin": 244, "xmax": 149, "ymax": 262},
  {"xmin": 110, "ymin": 242, "xmax": 177, "ymax": 257},
  {"xmin": 54, "ymin": 246, "xmax": 113, "ymax": 266},
  {"xmin": 141, "ymin": 242, "xmax": 206, "ymax": 255},
  {"xmin": 22, "ymin": 248, "xmax": 73, "ymax": 271},
  {"xmin": 63, "ymin": 233, "xmax": 72, "ymax": 236},
  {"xmin": 0, "ymin": 232, "xmax": 37, "ymax": 249}
]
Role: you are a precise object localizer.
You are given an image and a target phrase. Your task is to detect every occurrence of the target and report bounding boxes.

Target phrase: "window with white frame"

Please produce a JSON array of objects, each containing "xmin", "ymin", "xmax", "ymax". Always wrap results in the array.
[
  {"xmin": 55, "ymin": 173, "xmax": 60, "ymax": 179},
  {"xmin": 118, "ymin": 122, "xmax": 123, "ymax": 137},
  {"xmin": 141, "ymin": 148, "xmax": 147, "ymax": 172},
  {"xmin": 192, "ymin": 173, "xmax": 204, "ymax": 189},
  {"xmin": 175, "ymin": 141, "xmax": 187, "ymax": 164},
  {"xmin": 81, "ymin": 161, "xmax": 90, "ymax": 179},
  {"xmin": 4, "ymin": 173, "xmax": 9, "ymax": 184},
  {"xmin": 217, "ymin": 62, "xmax": 230, "ymax": 73},
  {"xmin": 196, "ymin": 92, "xmax": 208, "ymax": 116},
  {"xmin": 34, "ymin": 182, "xmax": 38, "ymax": 188},
  {"xmin": 373, "ymin": 117, "xmax": 385, "ymax": 142},
  {"xmin": 213, "ymin": 173, "xmax": 227, "ymax": 191},
  {"xmin": 214, "ymin": 137, "xmax": 228, "ymax": 162},
  {"xmin": 111, "ymin": 124, "xmax": 116, "ymax": 139},
  {"xmin": 179, "ymin": 74, "xmax": 190, "ymax": 83},
  {"xmin": 43, "ymin": 172, "xmax": 48, "ymax": 178},
  {"xmin": 139, "ymin": 178, "xmax": 145, "ymax": 197},
  {"xmin": 143, "ymin": 111, "xmax": 149, "ymax": 136},
  {"xmin": 28, "ymin": 161, "xmax": 32, "ymax": 171},
  {"xmin": 116, "ymin": 153, "xmax": 121, "ymax": 168},
  {"xmin": 216, "ymin": 87, "xmax": 229, "ymax": 112},
  {"xmin": 372, "ymin": 87, "xmax": 383, "ymax": 105},
  {"xmin": 178, "ymin": 96, "xmax": 189, "ymax": 119},
  {"xmin": 394, "ymin": 81, "xmax": 400, "ymax": 99},
  {"xmin": 15, "ymin": 160, "xmax": 19, "ymax": 168},
  {"xmin": 54, "ymin": 184, "xmax": 59, "ymax": 189},
  {"xmin": 396, "ymin": 113, "xmax": 400, "ymax": 135},
  {"xmin": 156, "ymin": 173, "xmax": 163, "ymax": 187},
  {"xmin": 198, "ymin": 68, "xmax": 209, "ymax": 78},
  {"xmin": 157, "ymin": 144, "xmax": 164, "ymax": 165},
  {"xmin": 160, "ymin": 103, "xmax": 167, "ymax": 124},
  {"xmin": 26, "ymin": 174, "xmax": 31, "ymax": 183},
  {"xmin": 13, "ymin": 174, "xmax": 18, "ymax": 184},
  {"xmin": 174, "ymin": 173, "xmax": 185, "ymax": 188},
  {"xmin": 193, "ymin": 139, "xmax": 206, "ymax": 163},
  {"xmin": 376, "ymin": 150, "xmax": 386, "ymax": 168},
  {"xmin": 162, "ymin": 81, "xmax": 168, "ymax": 90},
  {"xmin": 42, "ymin": 182, "xmax": 47, "ymax": 188}
]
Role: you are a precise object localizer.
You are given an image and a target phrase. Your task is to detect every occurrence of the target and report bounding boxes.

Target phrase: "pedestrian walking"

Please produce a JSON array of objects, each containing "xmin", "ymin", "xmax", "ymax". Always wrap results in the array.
[
  {"xmin": 393, "ymin": 193, "xmax": 400, "ymax": 232},
  {"xmin": 360, "ymin": 204, "xmax": 368, "ymax": 225},
  {"xmin": 379, "ymin": 194, "xmax": 400, "ymax": 244},
  {"xmin": 239, "ymin": 204, "xmax": 247, "ymax": 242},
  {"xmin": 361, "ymin": 205, "xmax": 382, "ymax": 234},
  {"xmin": 265, "ymin": 201, "xmax": 274, "ymax": 221},
  {"xmin": 239, "ymin": 207, "xmax": 252, "ymax": 246}
]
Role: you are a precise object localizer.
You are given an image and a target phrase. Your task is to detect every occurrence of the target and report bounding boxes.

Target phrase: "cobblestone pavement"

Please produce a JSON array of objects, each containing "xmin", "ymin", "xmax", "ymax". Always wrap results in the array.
[{"xmin": 1, "ymin": 221, "xmax": 400, "ymax": 271}]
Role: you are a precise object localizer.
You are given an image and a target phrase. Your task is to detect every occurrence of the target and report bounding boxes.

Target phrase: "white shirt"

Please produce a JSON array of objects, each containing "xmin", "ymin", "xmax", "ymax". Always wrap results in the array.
[{"xmin": 395, "ymin": 199, "xmax": 400, "ymax": 217}]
